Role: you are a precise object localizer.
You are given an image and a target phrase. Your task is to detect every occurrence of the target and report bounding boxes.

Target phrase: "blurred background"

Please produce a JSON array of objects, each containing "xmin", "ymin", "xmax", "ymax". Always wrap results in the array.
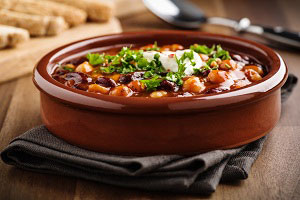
[{"xmin": 116, "ymin": 0, "xmax": 300, "ymax": 48}]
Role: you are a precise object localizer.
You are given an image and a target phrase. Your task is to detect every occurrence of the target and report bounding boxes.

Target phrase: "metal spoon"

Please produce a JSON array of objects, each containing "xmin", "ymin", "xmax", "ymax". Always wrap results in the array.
[{"xmin": 143, "ymin": 0, "xmax": 300, "ymax": 49}]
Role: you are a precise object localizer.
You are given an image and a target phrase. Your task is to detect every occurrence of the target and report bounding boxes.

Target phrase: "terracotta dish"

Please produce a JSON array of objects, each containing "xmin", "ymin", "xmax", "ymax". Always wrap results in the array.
[{"xmin": 33, "ymin": 31, "xmax": 288, "ymax": 155}]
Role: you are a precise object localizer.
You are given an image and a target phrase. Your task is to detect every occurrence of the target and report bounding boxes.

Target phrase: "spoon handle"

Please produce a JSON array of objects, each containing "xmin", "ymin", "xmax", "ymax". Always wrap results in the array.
[
  {"xmin": 236, "ymin": 18, "xmax": 300, "ymax": 49},
  {"xmin": 258, "ymin": 26, "xmax": 300, "ymax": 48}
]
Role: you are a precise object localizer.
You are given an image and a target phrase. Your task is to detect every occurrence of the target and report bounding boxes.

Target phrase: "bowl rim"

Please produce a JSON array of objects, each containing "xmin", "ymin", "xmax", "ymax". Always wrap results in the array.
[{"xmin": 33, "ymin": 30, "xmax": 288, "ymax": 114}]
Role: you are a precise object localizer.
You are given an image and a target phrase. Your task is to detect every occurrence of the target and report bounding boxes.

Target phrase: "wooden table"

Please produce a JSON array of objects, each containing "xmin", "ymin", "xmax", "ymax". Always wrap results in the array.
[{"xmin": 1, "ymin": 0, "xmax": 299, "ymax": 199}]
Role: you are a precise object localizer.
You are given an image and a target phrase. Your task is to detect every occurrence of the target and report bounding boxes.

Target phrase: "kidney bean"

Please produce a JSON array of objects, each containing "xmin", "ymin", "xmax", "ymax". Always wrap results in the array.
[
  {"xmin": 75, "ymin": 83, "xmax": 89, "ymax": 91},
  {"xmin": 119, "ymin": 74, "xmax": 132, "ymax": 84},
  {"xmin": 52, "ymin": 74, "xmax": 66, "ymax": 83},
  {"xmin": 65, "ymin": 72, "xmax": 82, "ymax": 84},
  {"xmin": 65, "ymin": 72, "xmax": 88, "ymax": 85},
  {"xmin": 96, "ymin": 77, "xmax": 116, "ymax": 87},
  {"xmin": 160, "ymin": 80, "xmax": 179, "ymax": 92}
]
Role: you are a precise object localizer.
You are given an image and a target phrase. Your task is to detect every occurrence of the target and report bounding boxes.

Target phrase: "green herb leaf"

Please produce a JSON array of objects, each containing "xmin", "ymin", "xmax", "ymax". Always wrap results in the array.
[
  {"xmin": 140, "ymin": 76, "xmax": 162, "ymax": 91},
  {"xmin": 193, "ymin": 63, "xmax": 211, "ymax": 75},
  {"xmin": 213, "ymin": 45, "xmax": 231, "ymax": 60},
  {"xmin": 190, "ymin": 44, "xmax": 215, "ymax": 54},
  {"xmin": 143, "ymin": 71, "xmax": 154, "ymax": 78},
  {"xmin": 86, "ymin": 53, "xmax": 105, "ymax": 66},
  {"xmin": 166, "ymin": 72, "xmax": 183, "ymax": 85},
  {"xmin": 100, "ymin": 65, "xmax": 116, "ymax": 74}
]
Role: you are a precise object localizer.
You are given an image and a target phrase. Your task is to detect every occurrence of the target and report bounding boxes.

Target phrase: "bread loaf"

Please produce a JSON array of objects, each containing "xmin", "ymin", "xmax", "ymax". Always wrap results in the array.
[
  {"xmin": 45, "ymin": 0, "xmax": 114, "ymax": 22},
  {"xmin": 0, "ymin": 9, "xmax": 68, "ymax": 36},
  {"xmin": 0, "ymin": 24, "xmax": 29, "ymax": 48},
  {"xmin": 0, "ymin": 0, "xmax": 87, "ymax": 26}
]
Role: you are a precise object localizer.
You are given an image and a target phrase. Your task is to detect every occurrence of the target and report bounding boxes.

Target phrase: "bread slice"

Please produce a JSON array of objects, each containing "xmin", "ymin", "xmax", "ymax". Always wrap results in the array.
[
  {"xmin": 45, "ymin": 0, "xmax": 115, "ymax": 22},
  {"xmin": 0, "ymin": 9, "xmax": 68, "ymax": 36},
  {"xmin": 0, "ymin": 24, "xmax": 29, "ymax": 48},
  {"xmin": 0, "ymin": 0, "xmax": 87, "ymax": 26}
]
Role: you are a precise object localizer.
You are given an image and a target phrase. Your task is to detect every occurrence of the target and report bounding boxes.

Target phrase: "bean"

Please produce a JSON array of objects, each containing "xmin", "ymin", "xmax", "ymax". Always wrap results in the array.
[
  {"xmin": 75, "ymin": 83, "xmax": 89, "ymax": 91},
  {"xmin": 119, "ymin": 74, "xmax": 132, "ymax": 84},
  {"xmin": 183, "ymin": 76, "xmax": 205, "ymax": 93},
  {"xmin": 219, "ymin": 60, "xmax": 236, "ymax": 70},
  {"xmin": 65, "ymin": 72, "xmax": 89, "ymax": 84},
  {"xmin": 88, "ymin": 84, "xmax": 110, "ymax": 94},
  {"xmin": 208, "ymin": 70, "xmax": 227, "ymax": 83},
  {"xmin": 243, "ymin": 65, "xmax": 264, "ymax": 76},
  {"xmin": 160, "ymin": 80, "xmax": 179, "ymax": 92},
  {"xmin": 245, "ymin": 69, "xmax": 262, "ymax": 82},
  {"xmin": 96, "ymin": 77, "xmax": 116, "ymax": 88},
  {"xmin": 110, "ymin": 85, "xmax": 133, "ymax": 97},
  {"xmin": 128, "ymin": 80, "xmax": 145, "ymax": 92},
  {"xmin": 150, "ymin": 90, "xmax": 168, "ymax": 98},
  {"xmin": 75, "ymin": 61, "xmax": 94, "ymax": 73}
]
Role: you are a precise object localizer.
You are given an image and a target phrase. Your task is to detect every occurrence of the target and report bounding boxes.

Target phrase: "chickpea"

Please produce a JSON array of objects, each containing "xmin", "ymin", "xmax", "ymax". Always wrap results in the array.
[
  {"xmin": 210, "ymin": 61, "xmax": 218, "ymax": 68},
  {"xmin": 75, "ymin": 61, "xmax": 93, "ymax": 73},
  {"xmin": 109, "ymin": 85, "xmax": 133, "ymax": 97},
  {"xmin": 150, "ymin": 90, "xmax": 168, "ymax": 98},
  {"xmin": 219, "ymin": 60, "xmax": 237, "ymax": 70},
  {"xmin": 215, "ymin": 58, "xmax": 222, "ymax": 65},
  {"xmin": 208, "ymin": 70, "xmax": 227, "ymax": 83},
  {"xmin": 245, "ymin": 69, "xmax": 262, "ymax": 82},
  {"xmin": 243, "ymin": 65, "xmax": 264, "ymax": 76},
  {"xmin": 199, "ymin": 54, "xmax": 209, "ymax": 61},
  {"xmin": 183, "ymin": 76, "xmax": 205, "ymax": 93},
  {"xmin": 128, "ymin": 80, "xmax": 145, "ymax": 92},
  {"xmin": 88, "ymin": 84, "xmax": 110, "ymax": 94}
]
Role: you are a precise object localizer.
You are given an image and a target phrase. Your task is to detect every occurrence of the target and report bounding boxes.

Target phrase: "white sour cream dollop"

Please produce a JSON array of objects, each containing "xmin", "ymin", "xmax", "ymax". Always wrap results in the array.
[{"xmin": 142, "ymin": 50, "xmax": 203, "ymax": 75}]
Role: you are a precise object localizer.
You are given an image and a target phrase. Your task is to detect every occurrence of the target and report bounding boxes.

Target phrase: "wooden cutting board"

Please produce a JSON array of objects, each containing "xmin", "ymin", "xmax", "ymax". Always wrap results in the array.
[{"xmin": 0, "ymin": 18, "xmax": 122, "ymax": 83}]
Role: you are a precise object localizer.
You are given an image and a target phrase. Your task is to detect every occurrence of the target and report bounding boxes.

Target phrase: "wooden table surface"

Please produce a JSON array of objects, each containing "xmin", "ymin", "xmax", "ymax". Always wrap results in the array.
[{"xmin": 1, "ymin": 0, "xmax": 300, "ymax": 199}]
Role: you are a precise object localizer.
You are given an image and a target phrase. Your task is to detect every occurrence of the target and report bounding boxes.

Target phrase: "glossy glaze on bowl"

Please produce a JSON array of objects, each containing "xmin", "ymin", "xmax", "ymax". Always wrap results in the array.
[{"xmin": 33, "ymin": 31, "xmax": 288, "ymax": 155}]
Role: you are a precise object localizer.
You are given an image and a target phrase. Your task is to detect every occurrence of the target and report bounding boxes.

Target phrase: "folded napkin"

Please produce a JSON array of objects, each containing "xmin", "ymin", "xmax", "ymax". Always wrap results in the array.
[{"xmin": 1, "ymin": 74, "xmax": 297, "ymax": 195}]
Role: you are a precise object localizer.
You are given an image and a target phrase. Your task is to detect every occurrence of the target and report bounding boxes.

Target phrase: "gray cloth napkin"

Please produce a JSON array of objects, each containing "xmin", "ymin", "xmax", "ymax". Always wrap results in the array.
[{"xmin": 1, "ymin": 74, "xmax": 297, "ymax": 195}]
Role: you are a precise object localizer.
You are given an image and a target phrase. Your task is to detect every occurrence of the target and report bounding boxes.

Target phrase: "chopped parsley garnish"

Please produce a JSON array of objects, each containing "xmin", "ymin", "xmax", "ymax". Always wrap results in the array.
[
  {"xmin": 213, "ymin": 45, "xmax": 231, "ymax": 60},
  {"xmin": 193, "ymin": 64, "xmax": 211, "ymax": 74},
  {"xmin": 190, "ymin": 44, "xmax": 215, "ymax": 55},
  {"xmin": 100, "ymin": 65, "xmax": 115, "ymax": 74},
  {"xmin": 190, "ymin": 44, "xmax": 231, "ymax": 60},
  {"xmin": 140, "ymin": 75, "xmax": 162, "ymax": 91},
  {"xmin": 86, "ymin": 53, "xmax": 105, "ymax": 65},
  {"xmin": 84, "ymin": 44, "xmax": 231, "ymax": 91}
]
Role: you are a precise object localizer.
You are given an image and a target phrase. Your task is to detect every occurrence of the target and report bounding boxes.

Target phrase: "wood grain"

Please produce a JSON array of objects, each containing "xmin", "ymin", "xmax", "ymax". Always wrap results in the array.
[
  {"xmin": 0, "ymin": 0, "xmax": 300, "ymax": 199},
  {"xmin": 0, "ymin": 18, "xmax": 122, "ymax": 84}
]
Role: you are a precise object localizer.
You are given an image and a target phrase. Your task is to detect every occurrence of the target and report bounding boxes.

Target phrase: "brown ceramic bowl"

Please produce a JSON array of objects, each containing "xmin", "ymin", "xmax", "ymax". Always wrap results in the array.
[{"xmin": 33, "ymin": 31, "xmax": 288, "ymax": 155}]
